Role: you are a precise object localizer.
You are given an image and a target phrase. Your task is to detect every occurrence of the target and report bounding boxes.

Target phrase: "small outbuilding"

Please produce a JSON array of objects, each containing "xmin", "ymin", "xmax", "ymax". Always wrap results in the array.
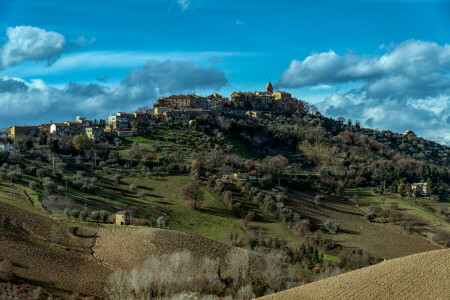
[{"xmin": 115, "ymin": 211, "xmax": 131, "ymax": 225}]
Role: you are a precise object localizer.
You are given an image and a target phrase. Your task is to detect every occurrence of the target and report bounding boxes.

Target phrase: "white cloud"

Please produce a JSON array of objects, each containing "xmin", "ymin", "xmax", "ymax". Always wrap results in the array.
[
  {"xmin": 177, "ymin": 0, "xmax": 189, "ymax": 10},
  {"xmin": 278, "ymin": 40, "xmax": 450, "ymax": 145},
  {"xmin": 310, "ymin": 84, "xmax": 331, "ymax": 90},
  {"xmin": 236, "ymin": 20, "xmax": 244, "ymax": 25},
  {"xmin": 0, "ymin": 60, "xmax": 228, "ymax": 126},
  {"xmin": 0, "ymin": 26, "xmax": 66, "ymax": 69}
]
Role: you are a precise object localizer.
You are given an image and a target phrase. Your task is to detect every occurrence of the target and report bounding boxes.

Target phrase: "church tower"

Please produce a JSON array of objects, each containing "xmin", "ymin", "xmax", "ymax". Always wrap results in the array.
[{"xmin": 266, "ymin": 80, "xmax": 273, "ymax": 93}]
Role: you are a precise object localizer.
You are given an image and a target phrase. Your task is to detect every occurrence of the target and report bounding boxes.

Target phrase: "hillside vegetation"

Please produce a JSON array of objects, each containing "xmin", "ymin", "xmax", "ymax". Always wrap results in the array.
[{"xmin": 0, "ymin": 102, "xmax": 448, "ymax": 298}]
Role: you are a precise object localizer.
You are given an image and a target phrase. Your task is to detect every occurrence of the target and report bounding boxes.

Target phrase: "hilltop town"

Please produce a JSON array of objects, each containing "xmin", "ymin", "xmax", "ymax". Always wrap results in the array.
[{"xmin": 4, "ymin": 81, "xmax": 299, "ymax": 142}]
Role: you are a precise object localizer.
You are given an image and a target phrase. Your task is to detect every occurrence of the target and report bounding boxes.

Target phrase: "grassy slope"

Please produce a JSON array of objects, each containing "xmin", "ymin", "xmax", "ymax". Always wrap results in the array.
[
  {"xmin": 288, "ymin": 190, "xmax": 440, "ymax": 260},
  {"xmin": 346, "ymin": 188, "xmax": 450, "ymax": 232}
]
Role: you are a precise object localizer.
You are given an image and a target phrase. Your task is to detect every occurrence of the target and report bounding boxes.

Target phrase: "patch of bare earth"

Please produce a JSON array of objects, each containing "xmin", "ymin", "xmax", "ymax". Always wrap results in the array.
[
  {"xmin": 92, "ymin": 227, "xmax": 264, "ymax": 277},
  {"xmin": 289, "ymin": 191, "xmax": 439, "ymax": 259},
  {"xmin": 257, "ymin": 248, "xmax": 450, "ymax": 300}
]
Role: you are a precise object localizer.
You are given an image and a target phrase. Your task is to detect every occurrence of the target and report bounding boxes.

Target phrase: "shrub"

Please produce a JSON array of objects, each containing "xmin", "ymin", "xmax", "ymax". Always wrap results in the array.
[
  {"xmin": 0, "ymin": 259, "xmax": 14, "ymax": 281},
  {"xmin": 364, "ymin": 212, "xmax": 377, "ymax": 222},
  {"xmin": 138, "ymin": 191, "xmax": 146, "ymax": 199},
  {"xmin": 129, "ymin": 184, "xmax": 138, "ymax": 193},
  {"xmin": 28, "ymin": 181, "xmax": 38, "ymax": 190},
  {"xmin": 157, "ymin": 216, "xmax": 168, "ymax": 228},
  {"xmin": 100, "ymin": 210, "xmax": 110, "ymax": 223},
  {"xmin": 324, "ymin": 220, "xmax": 341, "ymax": 233},
  {"xmin": 351, "ymin": 195, "xmax": 359, "ymax": 205},
  {"xmin": 42, "ymin": 177, "xmax": 56, "ymax": 194},
  {"xmin": 131, "ymin": 218, "xmax": 150, "ymax": 226},
  {"xmin": 63, "ymin": 207, "xmax": 71, "ymax": 218},
  {"xmin": 79, "ymin": 210, "xmax": 88, "ymax": 221},
  {"xmin": 236, "ymin": 285, "xmax": 255, "ymax": 300},
  {"xmin": 71, "ymin": 209, "xmax": 80, "ymax": 219},
  {"xmin": 314, "ymin": 195, "xmax": 325, "ymax": 206},
  {"xmin": 67, "ymin": 225, "xmax": 78, "ymax": 235},
  {"xmin": 90, "ymin": 211, "xmax": 100, "ymax": 223}
]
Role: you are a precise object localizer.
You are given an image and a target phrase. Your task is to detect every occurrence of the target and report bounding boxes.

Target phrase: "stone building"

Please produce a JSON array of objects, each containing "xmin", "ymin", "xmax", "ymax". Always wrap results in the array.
[
  {"xmin": 9, "ymin": 126, "xmax": 39, "ymax": 139},
  {"xmin": 115, "ymin": 211, "xmax": 131, "ymax": 225},
  {"xmin": 231, "ymin": 81, "xmax": 297, "ymax": 111}
]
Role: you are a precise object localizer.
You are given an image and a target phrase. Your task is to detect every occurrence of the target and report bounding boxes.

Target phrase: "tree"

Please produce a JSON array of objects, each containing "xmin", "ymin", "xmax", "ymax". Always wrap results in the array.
[
  {"xmin": 128, "ymin": 142, "xmax": 146, "ymax": 163},
  {"xmin": 91, "ymin": 211, "xmax": 101, "ymax": 223},
  {"xmin": 24, "ymin": 139, "xmax": 34, "ymax": 151},
  {"xmin": 73, "ymin": 134, "xmax": 93, "ymax": 152},
  {"xmin": 64, "ymin": 207, "xmax": 71, "ymax": 218},
  {"xmin": 132, "ymin": 119, "xmax": 143, "ymax": 136},
  {"xmin": 263, "ymin": 155, "xmax": 289, "ymax": 185},
  {"xmin": 129, "ymin": 183, "xmax": 138, "ymax": 193},
  {"xmin": 79, "ymin": 210, "xmax": 88, "ymax": 221},
  {"xmin": 71, "ymin": 209, "xmax": 80, "ymax": 219},
  {"xmin": 426, "ymin": 177, "xmax": 433, "ymax": 194},
  {"xmin": 67, "ymin": 225, "xmax": 78, "ymax": 235},
  {"xmin": 398, "ymin": 183, "xmax": 406, "ymax": 197},
  {"xmin": 100, "ymin": 210, "xmax": 110, "ymax": 223},
  {"xmin": 183, "ymin": 182, "xmax": 204, "ymax": 210},
  {"xmin": 39, "ymin": 132, "xmax": 48, "ymax": 145}
]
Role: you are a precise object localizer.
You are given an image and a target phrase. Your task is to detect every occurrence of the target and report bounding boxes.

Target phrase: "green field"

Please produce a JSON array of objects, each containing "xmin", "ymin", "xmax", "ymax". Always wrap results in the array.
[{"xmin": 345, "ymin": 187, "xmax": 450, "ymax": 232}]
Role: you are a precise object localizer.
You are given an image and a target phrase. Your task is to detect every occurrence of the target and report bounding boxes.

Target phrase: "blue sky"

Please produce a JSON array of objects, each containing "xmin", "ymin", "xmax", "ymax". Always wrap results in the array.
[{"xmin": 0, "ymin": 0, "xmax": 449, "ymax": 144}]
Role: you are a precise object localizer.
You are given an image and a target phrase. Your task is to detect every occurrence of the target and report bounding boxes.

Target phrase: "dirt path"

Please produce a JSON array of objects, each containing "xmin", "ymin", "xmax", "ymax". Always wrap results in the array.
[{"xmin": 257, "ymin": 248, "xmax": 450, "ymax": 300}]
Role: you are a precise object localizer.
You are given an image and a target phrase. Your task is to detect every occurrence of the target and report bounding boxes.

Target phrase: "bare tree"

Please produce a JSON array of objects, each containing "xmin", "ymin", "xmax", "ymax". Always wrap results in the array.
[{"xmin": 183, "ymin": 182, "xmax": 205, "ymax": 210}]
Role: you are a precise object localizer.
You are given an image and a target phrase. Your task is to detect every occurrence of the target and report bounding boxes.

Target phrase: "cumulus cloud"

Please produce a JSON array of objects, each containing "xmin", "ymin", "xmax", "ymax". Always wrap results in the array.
[
  {"xmin": 124, "ymin": 60, "xmax": 228, "ymax": 94},
  {"xmin": 0, "ymin": 26, "xmax": 66, "ymax": 69},
  {"xmin": 278, "ymin": 40, "xmax": 450, "ymax": 145},
  {"xmin": 278, "ymin": 39, "xmax": 450, "ymax": 100},
  {"xmin": 0, "ymin": 60, "xmax": 228, "ymax": 127}
]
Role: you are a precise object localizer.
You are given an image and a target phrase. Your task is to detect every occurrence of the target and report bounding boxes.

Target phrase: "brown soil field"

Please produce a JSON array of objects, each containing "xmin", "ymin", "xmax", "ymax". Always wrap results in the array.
[
  {"xmin": 257, "ymin": 248, "xmax": 450, "ymax": 300},
  {"xmin": 93, "ymin": 227, "xmax": 263, "ymax": 277},
  {"xmin": 289, "ymin": 191, "xmax": 440, "ymax": 259},
  {"xmin": 0, "ymin": 199, "xmax": 259, "ymax": 297}
]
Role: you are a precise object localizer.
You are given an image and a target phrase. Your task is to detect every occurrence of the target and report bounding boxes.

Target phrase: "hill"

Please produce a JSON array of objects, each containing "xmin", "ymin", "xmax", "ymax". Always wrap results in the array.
[{"xmin": 257, "ymin": 248, "xmax": 450, "ymax": 300}]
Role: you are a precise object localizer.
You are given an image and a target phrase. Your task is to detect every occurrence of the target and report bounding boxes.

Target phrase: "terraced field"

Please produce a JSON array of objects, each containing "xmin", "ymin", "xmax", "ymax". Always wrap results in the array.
[
  {"xmin": 258, "ymin": 248, "xmax": 450, "ymax": 300},
  {"xmin": 289, "ymin": 190, "xmax": 440, "ymax": 259}
]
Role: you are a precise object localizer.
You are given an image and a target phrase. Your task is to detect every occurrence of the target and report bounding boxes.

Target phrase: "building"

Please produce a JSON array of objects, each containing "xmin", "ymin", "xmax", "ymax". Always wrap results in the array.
[
  {"xmin": 0, "ymin": 144, "xmax": 19, "ymax": 153},
  {"xmin": 134, "ymin": 112, "xmax": 154, "ymax": 125},
  {"xmin": 411, "ymin": 183, "xmax": 428, "ymax": 196},
  {"xmin": 115, "ymin": 211, "xmax": 131, "ymax": 225},
  {"xmin": 108, "ymin": 112, "xmax": 135, "ymax": 130},
  {"xmin": 50, "ymin": 123, "xmax": 68, "ymax": 136},
  {"xmin": 154, "ymin": 94, "xmax": 228, "ymax": 112},
  {"xmin": 9, "ymin": 126, "xmax": 39, "ymax": 139},
  {"xmin": 403, "ymin": 130, "xmax": 417, "ymax": 137},
  {"xmin": 230, "ymin": 81, "xmax": 297, "ymax": 111},
  {"xmin": 84, "ymin": 126, "xmax": 104, "ymax": 141}
]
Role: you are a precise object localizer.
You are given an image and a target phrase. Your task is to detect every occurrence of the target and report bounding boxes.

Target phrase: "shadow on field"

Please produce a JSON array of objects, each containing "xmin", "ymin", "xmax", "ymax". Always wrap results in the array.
[
  {"xmin": 199, "ymin": 207, "xmax": 233, "ymax": 218},
  {"xmin": 148, "ymin": 194, "xmax": 164, "ymax": 199},
  {"xmin": 340, "ymin": 228, "xmax": 360, "ymax": 235},
  {"xmin": 155, "ymin": 200, "xmax": 173, "ymax": 205}
]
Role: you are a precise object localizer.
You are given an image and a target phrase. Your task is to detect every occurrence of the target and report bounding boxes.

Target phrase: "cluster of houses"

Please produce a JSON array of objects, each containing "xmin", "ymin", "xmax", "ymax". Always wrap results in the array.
[{"xmin": 3, "ymin": 81, "xmax": 298, "ymax": 143}]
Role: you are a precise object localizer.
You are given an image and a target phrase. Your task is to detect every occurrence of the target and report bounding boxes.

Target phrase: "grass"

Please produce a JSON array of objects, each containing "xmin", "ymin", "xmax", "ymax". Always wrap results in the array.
[
  {"xmin": 224, "ymin": 134, "xmax": 260, "ymax": 160},
  {"xmin": 345, "ymin": 187, "xmax": 450, "ymax": 232}
]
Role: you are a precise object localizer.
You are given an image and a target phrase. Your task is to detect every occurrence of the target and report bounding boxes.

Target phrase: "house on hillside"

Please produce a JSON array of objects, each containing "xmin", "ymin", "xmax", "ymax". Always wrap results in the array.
[
  {"xmin": 411, "ymin": 182, "xmax": 428, "ymax": 196},
  {"xmin": 115, "ymin": 211, "xmax": 131, "ymax": 225}
]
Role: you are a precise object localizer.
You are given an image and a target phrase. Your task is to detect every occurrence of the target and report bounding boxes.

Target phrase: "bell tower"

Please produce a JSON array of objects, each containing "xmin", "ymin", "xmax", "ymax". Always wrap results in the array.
[{"xmin": 266, "ymin": 80, "xmax": 273, "ymax": 93}]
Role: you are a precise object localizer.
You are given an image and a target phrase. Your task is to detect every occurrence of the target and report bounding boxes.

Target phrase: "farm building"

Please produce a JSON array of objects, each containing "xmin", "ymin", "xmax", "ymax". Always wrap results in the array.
[{"xmin": 115, "ymin": 211, "xmax": 131, "ymax": 225}]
